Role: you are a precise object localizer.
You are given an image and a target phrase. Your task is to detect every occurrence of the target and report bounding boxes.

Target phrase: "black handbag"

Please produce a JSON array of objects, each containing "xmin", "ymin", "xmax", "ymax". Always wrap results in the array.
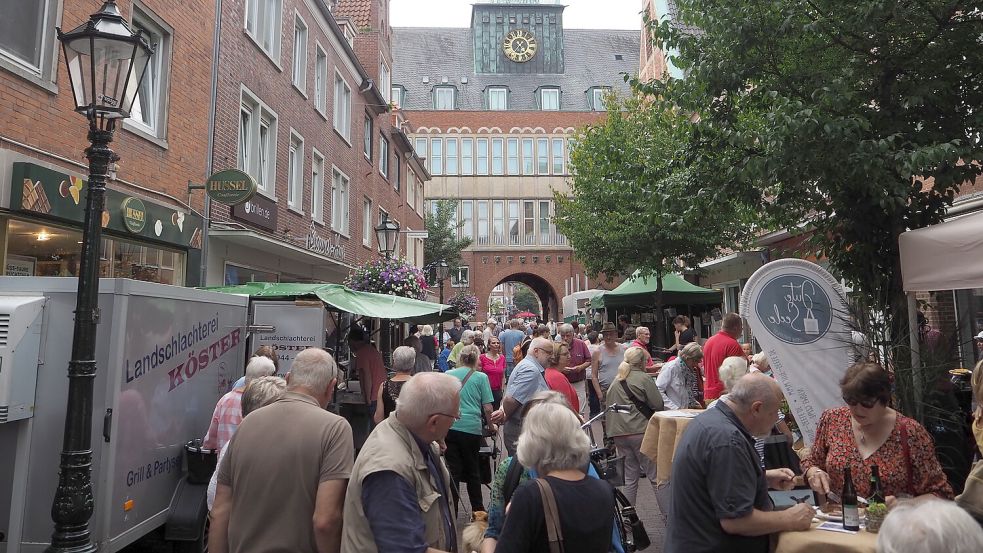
[{"xmin": 614, "ymin": 488, "xmax": 650, "ymax": 551}]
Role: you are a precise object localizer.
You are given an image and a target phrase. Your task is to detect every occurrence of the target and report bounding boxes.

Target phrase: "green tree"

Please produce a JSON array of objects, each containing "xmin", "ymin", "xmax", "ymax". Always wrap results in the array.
[
  {"xmin": 424, "ymin": 199, "xmax": 473, "ymax": 281},
  {"xmin": 643, "ymin": 1, "xmax": 983, "ymax": 416},
  {"xmin": 556, "ymin": 93, "xmax": 753, "ymax": 344},
  {"xmin": 512, "ymin": 284, "xmax": 542, "ymax": 317}
]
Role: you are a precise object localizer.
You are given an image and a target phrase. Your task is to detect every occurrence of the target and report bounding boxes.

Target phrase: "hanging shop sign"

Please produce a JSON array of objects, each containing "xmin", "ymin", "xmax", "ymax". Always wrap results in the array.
[
  {"xmin": 739, "ymin": 259, "xmax": 853, "ymax": 446},
  {"xmin": 205, "ymin": 169, "xmax": 257, "ymax": 206},
  {"xmin": 230, "ymin": 192, "xmax": 277, "ymax": 232},
  {"xmin": 305, "ymin": 222, "xmax": 345, "ymax": 262},
  {"xmin": 10, "ymin": 162, "xmax": 204, "ymax": 249}
]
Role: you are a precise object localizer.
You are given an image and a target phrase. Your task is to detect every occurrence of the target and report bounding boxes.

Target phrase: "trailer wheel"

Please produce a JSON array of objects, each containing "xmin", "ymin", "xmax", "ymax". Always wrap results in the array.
[{"xmin": 172, "ymin": 516, "xmax": 208, "ymax": 553}]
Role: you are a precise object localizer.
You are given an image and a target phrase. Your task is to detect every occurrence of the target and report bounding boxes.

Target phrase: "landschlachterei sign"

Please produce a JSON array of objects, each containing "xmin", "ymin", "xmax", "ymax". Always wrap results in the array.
[{"xmin": 740, "ymin": 259, "xmax": 853, "ymax": 445}]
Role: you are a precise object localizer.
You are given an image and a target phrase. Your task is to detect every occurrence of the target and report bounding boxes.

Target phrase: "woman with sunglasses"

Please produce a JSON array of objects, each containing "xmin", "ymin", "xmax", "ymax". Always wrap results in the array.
[{"xmin": 802, "ymin": 362, "xmax": 953, "ymax": 508}]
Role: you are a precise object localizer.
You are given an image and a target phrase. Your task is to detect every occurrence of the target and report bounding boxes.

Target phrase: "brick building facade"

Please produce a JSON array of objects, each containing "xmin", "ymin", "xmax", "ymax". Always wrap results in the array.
[{"xmin": 393, "ymin": 0, "xmax": 639, "ymax": 321}]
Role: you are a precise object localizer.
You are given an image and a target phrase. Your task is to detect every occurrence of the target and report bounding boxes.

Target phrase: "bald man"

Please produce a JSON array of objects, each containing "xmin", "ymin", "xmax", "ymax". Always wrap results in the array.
[
  {"xmin": 490, "ymin": 336, "xmax": 554, "ymax": 455},
  {"xmin": 665, "ymin": 373, "xmax": 813, "ymax": 553}
]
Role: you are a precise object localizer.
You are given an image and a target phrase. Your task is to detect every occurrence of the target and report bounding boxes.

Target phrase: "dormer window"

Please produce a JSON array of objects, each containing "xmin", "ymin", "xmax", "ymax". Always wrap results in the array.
[
  {"xmin": 487, "ymin": 86, "xmax": 508, "ymax": 110},
  {"xmin": 391, "ymin": 85, "xmax": 405, "ymax": 109},
  {"xmin": 433, "ymin": 86, "xmax": 457, "ymax": 110},
  {"xmin": 538, "ymin": 87, "xmax": 560, "ymax": 111},
  {"xmin": 589, "ymin": 86, "xmax": 611, "ymax": 111}
]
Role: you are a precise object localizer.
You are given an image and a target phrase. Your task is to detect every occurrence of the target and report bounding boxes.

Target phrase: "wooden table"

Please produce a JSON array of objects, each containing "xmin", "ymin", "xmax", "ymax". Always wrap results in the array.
[
  {"xmin": 639, "ymin": 409, "xmax": 703, "ymax": 485},
  {"xmin": 773, "ymin": 523, "xmax": 878, "ymax": 553}
]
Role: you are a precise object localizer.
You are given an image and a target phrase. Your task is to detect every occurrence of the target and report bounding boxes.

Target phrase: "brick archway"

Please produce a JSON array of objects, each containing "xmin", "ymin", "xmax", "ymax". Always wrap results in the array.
[{"xmin": 463, "ymin": 250, "xmax": 581, "ymax": 323}]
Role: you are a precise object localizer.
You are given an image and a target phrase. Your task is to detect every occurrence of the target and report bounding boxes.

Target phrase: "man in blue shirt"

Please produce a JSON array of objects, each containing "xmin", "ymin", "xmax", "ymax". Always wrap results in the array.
[
  {"xmin": 490, "ymin": 336, "xmax": 553, "ymax": 455},
  {"xmin": 498, "ymin": 319, "xmax": 526, "ymax": 380}
]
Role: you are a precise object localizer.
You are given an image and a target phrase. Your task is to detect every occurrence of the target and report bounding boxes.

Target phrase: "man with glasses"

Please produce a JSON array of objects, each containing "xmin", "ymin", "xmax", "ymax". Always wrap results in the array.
[
  {"xmin": 490, "ymin": 336, "xmax": 554, "ymax": 455},
  {"xmin": 343, "ymin": 372, "xmax": 462, "ymax": 553}
]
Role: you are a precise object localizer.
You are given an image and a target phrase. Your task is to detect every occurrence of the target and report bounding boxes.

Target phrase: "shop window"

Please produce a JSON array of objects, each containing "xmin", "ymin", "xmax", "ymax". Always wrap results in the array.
[{"xmin": 126, "ymin": 3, "xmax": 172, "ymax": 140}]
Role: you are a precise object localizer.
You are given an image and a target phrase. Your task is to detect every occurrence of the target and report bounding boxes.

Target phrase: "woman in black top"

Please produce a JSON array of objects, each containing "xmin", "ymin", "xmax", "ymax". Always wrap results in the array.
[
  {"xmin": 667, "ymin": 315, "xmax": 697, "ymax": 355},
  {"xmin": 373, "ymin": 345, "xmax": 415, "ymax": 424},
  {"xmin": 495, "ymin": 402, "xmax": 615, "ymax": 553}
]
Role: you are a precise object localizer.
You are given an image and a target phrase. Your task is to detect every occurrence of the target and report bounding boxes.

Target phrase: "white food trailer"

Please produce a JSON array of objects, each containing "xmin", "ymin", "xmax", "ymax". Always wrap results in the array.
[{"xmin": 0, "ymin": 278, "xmax": 250, "ymax": 553}]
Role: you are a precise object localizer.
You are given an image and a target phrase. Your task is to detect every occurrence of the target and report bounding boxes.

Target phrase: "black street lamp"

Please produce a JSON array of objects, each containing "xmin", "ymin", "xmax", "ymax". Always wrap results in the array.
[
  {"xmin": 53, "ymin": 3, "xmax": 154, "ymax": 552},
  {"xmin": 436, "ymin": 259, "xmax": 450, "ymax": 304},
  {"xmin": 375, "ymin": 212, "xmax": 400, "ymax": 259}
]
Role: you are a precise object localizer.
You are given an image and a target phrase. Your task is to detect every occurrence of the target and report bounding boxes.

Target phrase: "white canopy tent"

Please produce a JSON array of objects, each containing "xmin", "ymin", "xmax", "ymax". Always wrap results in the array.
[{"xmin": 899, "ymin": 210, "xmax": 983, "ymax": 292}]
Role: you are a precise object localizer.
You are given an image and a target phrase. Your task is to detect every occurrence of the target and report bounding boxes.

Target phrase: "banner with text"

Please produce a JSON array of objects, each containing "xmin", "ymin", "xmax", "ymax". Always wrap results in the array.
[{"xmin": 739, "ymin": 259, "xmax": 853, "ymax": 445}]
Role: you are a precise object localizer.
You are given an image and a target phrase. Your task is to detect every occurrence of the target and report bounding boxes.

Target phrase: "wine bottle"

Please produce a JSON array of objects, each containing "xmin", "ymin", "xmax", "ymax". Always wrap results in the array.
[
  {"xmin": 868, "ymin": 464, "xmax": 885, "ymax": 504},
  {"xmin": 842, "ymin": 467, "xmax": 861, "ymax": 531}
]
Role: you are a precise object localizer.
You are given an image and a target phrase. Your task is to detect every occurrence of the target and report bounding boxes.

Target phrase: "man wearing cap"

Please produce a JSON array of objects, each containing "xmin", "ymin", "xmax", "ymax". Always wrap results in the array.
[
  {"xmin": 975, "ymin": 331, "xmax": 983, "ymax": 358},
  {"xmin": 591, "ymin": 322, "xmax": 627, "ymax": 403}
]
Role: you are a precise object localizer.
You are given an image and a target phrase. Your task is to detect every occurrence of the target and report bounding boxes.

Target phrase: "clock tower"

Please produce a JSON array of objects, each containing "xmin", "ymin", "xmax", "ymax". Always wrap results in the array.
[{"xmin": 471, "ymin": 0, "xmax": 565, "ymax": 74}]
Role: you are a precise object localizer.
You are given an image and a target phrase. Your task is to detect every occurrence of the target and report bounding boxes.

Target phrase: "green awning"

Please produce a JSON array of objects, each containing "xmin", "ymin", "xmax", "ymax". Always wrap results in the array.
[
  {"xmin": 201, "ymin": 282, "xmax": 458, "ymax": 323},
  {"xmin": 590, "ymin": 273, "xmax": 722, "ymax": 309}
]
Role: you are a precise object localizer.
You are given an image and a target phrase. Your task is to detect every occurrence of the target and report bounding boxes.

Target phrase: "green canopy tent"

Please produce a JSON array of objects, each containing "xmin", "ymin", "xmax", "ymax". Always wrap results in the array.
[
  {"xmin": 202, "ymin": 282, "xmax": 458, "ymax": 324},
  {"xmin": 590, "ymin": 273, "xmax": 722, "ymax": 309}
]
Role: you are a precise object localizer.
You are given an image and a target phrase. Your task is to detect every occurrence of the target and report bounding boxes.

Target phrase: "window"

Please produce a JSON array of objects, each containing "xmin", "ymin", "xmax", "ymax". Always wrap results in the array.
[
  {"xmin": 491, "ymin": 138, "xmax": 504, "ymax": 175},
  {"xmin": 507, "ymin": 138, "xmax": 519, "ymax": 174},
  {"xmin": 539, "ymin": 200, "xmax": 552, "ymax": 244},
  {"xmin": 407, "ymin": 167, "xmax": 416, "ymax": 206},
  {"xmin": 415, "ymin": 137, "xmax": 428, "ymax": 167},
  {"xmin": 452, "ymin": 267, "xmax": 470, "ymax": 288},
  {"xmin": 488, "ymin": 87, "xmax": 508, "ymax": 110},
  {"xmin": 446, "ymin": 138, "xmax": 459, "ymax": 175},
  {"xmin": 292, "ymin": 15, "xmax": 307, "ymax": 92},
  {"xmin": 380, "ymin": 58, "xmax": 392, "ymax": 103},
  {"xmin": 245, "ymin": 0, "xmax": 282, "ymax": 60},
  {"xmin": 362, "ymin": 198, "xmax": 372, "ymax": 246},
  {"xmin": 523, "ymin": 201, "xmax": 535, "ymax": 245},
  {"xmin": 238, "ymin": 89, "xmax": 278, "ymax": 196},
  {"xmin": 568, "ymin": 138, "xmax": 576, "ymax": 170},
  {"xmin": 379, "ymin": 134, "xmax": 390, "ymax": 178},
  {"xmin": 416, "ymin": 181, "xmax": 425, "ymax": 215},
  {"xmin": 477, "ymin": 200, "xmax": 489, "ymax": 245},
  {"xmin": 393, "ymin": 155, "xmax": 401, "ymax": 191},
  {"xmin": 522, "ymin": 138, "xmax": 534, "ymax": 175},
  {"xmin": 590, "ymin": 87, "xmax": 610, "ymax": 111},
  {"xmin": 461, "ymin": 138, "xmax": 474, "ymax": 176},
  {"xmin": 493, "ymin": 200, "xmax": 505, "ymax": 245},
  {"xmin": 431, "ymin": 138, "xmax": 444, "ymax": 176},
  {"xmin": 476, "ymin": 138, "xmax": 489, "ymax": 175},
  {"xmin": 391, "ymin": 86, "xmax": 404, "ymax": 109},
  {"xmin": 552, "ymin": 138, "xmax": 565, "ymax": 174},
  {"xmin": 0, "ymin": 0, "xmax": 53, "ymax": 78},
  {"xmin": 433, "ymin": 87, "xmax": 456, "ymax": 110},
  {"xmin": 287, "ymin": 132, "xmax": 304, "ymax": 210},
  {"xmin": 126, "ymin": 5, "xmax": 171, "ymax": 139},
  {"xmin": 314, "ymin": 45, "xmax": 327, "ymax": 114},
  {"xmin": 333, "ymin": 73, "xmax": 352, "ymax": 141},
  {"xmin": 508, "ymin": 200, "xmax": 520, "ymax": 245},
  {"xmin": 540, "ymin": 88, "xmax": 560, "ymax": 110},
  {"xmin": 331, "ymin": 167, "xmax": 350, "ymax": 234},
  {"xmin": 461, "ymin": 200, "xmax": 473, "ymax": 240},
  {"xmin": 537, "ymin": 138, "xmax": 549, "ymax": 174},
  {"xmin": 312, "ymin": 150, "xmax": 325, "ymax": 222},
  {"xmin": 363, "ymin": 115, "xmax": 373, "ymax": 160}
]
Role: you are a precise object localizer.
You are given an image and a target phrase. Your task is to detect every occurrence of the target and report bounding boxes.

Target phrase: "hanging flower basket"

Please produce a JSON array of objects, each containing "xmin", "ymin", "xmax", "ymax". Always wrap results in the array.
[
  {"xmin": 346, "ymin": 258, "xmax": 430, "ymax": 301},
  {"xmin": 448, "ymin": 291, "xmax": 479, "ymax": 318}
]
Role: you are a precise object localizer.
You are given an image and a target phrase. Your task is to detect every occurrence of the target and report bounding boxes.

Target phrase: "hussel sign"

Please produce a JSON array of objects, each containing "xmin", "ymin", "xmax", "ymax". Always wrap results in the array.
[
  {"xmin": 739, "ymin": 259, "xmax": 853, "ymax": 445},
  {"xmin": 306, "ymin": 221, "xmax": 345, "ymax": 261}
]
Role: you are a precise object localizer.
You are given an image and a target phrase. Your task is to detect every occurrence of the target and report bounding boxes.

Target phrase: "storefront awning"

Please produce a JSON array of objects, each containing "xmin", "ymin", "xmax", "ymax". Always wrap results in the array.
[
  {"xmin": 899, "ymin": 210, "xmax": 983, "ymax": 292},
  {"xmin": 590, "ymin": 272, "xmax": 722, "ymax": 309},
  {"xmin": 202, "ymin": 282, "xmax": 458, "ymax": 323}
]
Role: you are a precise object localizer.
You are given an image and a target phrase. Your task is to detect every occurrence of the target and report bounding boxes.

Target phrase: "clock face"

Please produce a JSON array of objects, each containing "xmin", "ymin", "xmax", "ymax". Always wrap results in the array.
[{"xmin": 503, "ymin": 29, "xmax": 538, "ymax": 63}]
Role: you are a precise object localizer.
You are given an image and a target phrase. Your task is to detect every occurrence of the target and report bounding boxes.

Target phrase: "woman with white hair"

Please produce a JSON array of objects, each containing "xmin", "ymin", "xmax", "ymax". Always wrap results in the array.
[
  {"xmin": 877, "ymin": 499, "xmax": 983, "ymax": 553},
  {"xmin": 448, "ymin": 329, "xmax": 474, "ymax": 369},
  {"xmin": 420, "ymin": 325, "xmax": 438, "ymax": 364},
  {"xmin": 373, "ymin": 345, "xmax": 416, "ymax": 424},
  {"xmin": 495, "ymin": 402, "xmax": 616, "ymax": 552},
  {"xmin": 706, "ymin": 355, "xmax": 749, "ymax": 409}
]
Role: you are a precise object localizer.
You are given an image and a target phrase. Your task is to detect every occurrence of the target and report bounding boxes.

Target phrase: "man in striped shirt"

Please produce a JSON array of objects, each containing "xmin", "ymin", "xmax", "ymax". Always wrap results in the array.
[{"xmin": 203, "ymin": 356, "xmax": 276, "ymax": 450}]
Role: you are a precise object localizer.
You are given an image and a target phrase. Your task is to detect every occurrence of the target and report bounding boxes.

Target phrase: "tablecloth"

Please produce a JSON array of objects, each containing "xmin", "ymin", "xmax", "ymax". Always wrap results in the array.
[
  {"xmin": 639, "ymin": 409, "xmax": 702, "ymax": 485},
  {"xmin": 773, "ymin": 523, "xmax": 878, "ymax": 553}
]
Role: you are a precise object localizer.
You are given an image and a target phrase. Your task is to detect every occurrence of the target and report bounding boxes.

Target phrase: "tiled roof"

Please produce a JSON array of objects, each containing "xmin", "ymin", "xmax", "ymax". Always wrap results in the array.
[
  {"xmin": 334, "ymin": 0, "xmax": 372, "ymax": 29},
  {"xmin": 391, "ymin": 27, "xmax": 640, "ymax": 111}
]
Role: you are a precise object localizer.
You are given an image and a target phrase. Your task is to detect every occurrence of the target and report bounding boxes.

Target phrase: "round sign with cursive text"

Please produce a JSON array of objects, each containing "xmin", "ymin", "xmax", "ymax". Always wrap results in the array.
[{"xmin": 753, "ymin": 274, "xmax": 833, "ymax": 345}]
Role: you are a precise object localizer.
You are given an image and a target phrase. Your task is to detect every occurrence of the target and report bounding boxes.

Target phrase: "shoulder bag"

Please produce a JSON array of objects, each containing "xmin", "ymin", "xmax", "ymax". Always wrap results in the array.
[
  {"xmin": 535, "ymin": 478, "xmax": 565, "ymax": 553},
  {"xmin": 619, "ymin": 380, "xmax": 655, "ymax": 419}
]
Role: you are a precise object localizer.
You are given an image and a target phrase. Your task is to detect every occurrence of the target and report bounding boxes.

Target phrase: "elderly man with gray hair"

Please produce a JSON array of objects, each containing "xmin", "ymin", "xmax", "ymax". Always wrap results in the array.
[
  {"xmin": 490, "ymin": 336, "xmax": 554, "ymax": 455},
  {"xmin": 211, "ymin": 348, "xmax": 353, "ymax": 553},
  {"xmin": 202, "ymin": 355, "xmax": 276, "ymax": 450},
  {"xmin": 343, "ymin": 372, "xmax": 462, "ymax": 553}
]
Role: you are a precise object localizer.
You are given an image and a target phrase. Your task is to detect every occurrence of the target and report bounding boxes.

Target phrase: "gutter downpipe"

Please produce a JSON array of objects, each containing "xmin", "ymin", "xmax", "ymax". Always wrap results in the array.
[{"xmin": 201, "ymin": 0, "xmax": 224, "ymax": 286}]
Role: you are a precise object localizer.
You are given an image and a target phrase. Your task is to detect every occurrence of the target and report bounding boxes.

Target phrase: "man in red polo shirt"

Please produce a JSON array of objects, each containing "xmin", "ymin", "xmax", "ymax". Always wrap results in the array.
[{"xmin": 703, "ymin": 313, "xmax": 745, "ymax": 401}]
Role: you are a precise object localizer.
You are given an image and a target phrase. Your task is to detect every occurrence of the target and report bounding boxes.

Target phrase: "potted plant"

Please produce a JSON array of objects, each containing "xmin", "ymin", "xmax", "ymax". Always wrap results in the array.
[
  {"xmin": 865, "ymin": 501, "xmax": 887, "ymax": 533},
  {"xmin": 448, "ymin": 290, "xmax": 479, "ymax": 319},
  {"xmin": 346, "ymin": 258, "xmax": 430, "ymax": 301}
]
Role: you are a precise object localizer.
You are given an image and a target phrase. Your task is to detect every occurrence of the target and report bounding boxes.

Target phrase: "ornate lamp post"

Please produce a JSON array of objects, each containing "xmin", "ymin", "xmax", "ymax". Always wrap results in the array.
[
  {"xmin": 436, "ymin": 259, "xmax": 450, "ymax": 304},
  {"xmin": 52, "ymin": 3, "xmax": 153, "ymax": 552},
  {"xmin": 375, "ymin": 212, "xmax": 400, "ymax": 259}
]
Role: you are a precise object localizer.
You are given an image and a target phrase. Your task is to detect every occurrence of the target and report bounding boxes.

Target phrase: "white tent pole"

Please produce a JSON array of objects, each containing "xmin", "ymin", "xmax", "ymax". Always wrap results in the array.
[{"xmin": 907, "ymin": 292, "xmax": 923, "ymax": 421}]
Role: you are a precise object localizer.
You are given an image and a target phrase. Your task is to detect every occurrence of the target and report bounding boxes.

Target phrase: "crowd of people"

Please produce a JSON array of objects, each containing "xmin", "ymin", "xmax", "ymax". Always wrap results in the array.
[{"xmin": 200, "ymin": 313, "xmax": 983, "ymax": 553}]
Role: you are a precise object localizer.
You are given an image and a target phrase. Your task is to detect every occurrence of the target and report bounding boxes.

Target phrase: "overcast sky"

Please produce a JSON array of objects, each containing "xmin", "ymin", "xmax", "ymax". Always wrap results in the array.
[{"xmin": 390, "ymin": 0, "xmax": 644, "ymax": 30}]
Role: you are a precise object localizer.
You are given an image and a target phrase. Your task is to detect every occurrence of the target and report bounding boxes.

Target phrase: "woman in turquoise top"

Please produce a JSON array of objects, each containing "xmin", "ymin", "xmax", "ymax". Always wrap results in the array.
[{"xmin": 446, "ymin": 344, "xmax": 495, "ymax": 513}]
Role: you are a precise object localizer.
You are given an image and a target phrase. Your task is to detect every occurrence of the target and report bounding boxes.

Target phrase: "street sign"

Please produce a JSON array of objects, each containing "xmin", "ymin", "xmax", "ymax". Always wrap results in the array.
[{"xmin": 205, "ymin": 169, "xmax": 257, "ymax": 205}]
